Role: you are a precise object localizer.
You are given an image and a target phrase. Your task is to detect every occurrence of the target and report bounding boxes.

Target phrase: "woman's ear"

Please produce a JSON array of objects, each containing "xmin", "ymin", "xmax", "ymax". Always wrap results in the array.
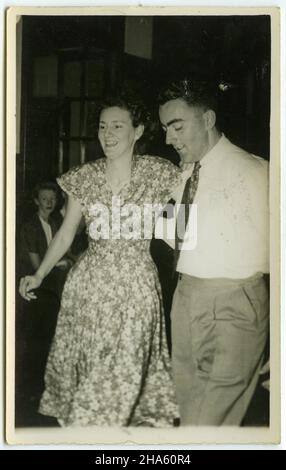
[
  {"xmin": 204, "ymin": 110, "xmax": 216, "ymax": 130},
  {"xmin": 135, "ymin": 124, "xmax": 144, "ymax": 141}
]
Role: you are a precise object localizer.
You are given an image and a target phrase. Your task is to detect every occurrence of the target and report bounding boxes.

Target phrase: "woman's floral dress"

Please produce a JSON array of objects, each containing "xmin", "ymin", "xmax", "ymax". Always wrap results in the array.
[{"xmin": 39, "ymin": 155, "xmax": 181, "ymax": 427}]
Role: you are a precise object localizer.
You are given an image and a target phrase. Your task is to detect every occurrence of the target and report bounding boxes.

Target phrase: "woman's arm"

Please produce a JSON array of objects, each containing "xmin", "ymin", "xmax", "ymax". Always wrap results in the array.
[
  {"xmin": 36, "ymin": 195, "xmax": 82, "ymax": 279},
  {"xmin": 19, "ymin": 195, "xmax": 82, "ymax": 300},
  {"xmin": 28, "ymin": 252, "xmax": 41, "ymax": 271}
]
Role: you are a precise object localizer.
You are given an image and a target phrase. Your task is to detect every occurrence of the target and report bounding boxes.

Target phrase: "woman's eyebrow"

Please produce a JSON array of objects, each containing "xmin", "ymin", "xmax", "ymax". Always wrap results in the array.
[{"xmin": 99, "ymin": 119, "xmax": 126, "ymax": 123}]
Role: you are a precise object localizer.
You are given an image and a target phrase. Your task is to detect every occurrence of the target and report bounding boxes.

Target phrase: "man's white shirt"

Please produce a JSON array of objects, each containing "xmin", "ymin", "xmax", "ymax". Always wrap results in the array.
[{"xmin": 155, "ymin": 134, "xmax": 269, "ymax": 279}]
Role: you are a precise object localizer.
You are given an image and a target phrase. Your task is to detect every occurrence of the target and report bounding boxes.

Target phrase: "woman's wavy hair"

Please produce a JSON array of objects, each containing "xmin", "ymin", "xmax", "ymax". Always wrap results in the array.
[
  {"xmin": 32, "ymin": 181, "xmax": 59, "ymax": 200},
  {"xmin": 98, "ymin": 93, "xmax": 154, "ymax": 155}
]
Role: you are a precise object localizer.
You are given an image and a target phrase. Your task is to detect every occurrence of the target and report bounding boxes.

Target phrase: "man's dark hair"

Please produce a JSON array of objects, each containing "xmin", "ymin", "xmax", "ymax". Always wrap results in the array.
[{"xmin": 158, "ymin": 78, "xmax": 219, "ymax": 112}]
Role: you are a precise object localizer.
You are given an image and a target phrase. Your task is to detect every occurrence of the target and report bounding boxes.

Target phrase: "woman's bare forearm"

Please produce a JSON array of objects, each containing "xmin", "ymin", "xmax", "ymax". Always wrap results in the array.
[
  {"xmin": 35, "ymin": 229, "xmax": 74, "ymax": 280},
  {"xmin": 29, "ymin": 252, "xmax": 41, "ymax": 271},
  {"xmin": 23, "ymin": 195, "xmax": 83, "ymax": 282}
]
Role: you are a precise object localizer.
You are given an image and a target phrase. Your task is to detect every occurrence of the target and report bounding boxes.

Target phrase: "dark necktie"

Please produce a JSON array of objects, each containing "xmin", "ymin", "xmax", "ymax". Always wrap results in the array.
[{"xmin": 174, "ymin": 161, "xmax": 201, "ymax": 272}]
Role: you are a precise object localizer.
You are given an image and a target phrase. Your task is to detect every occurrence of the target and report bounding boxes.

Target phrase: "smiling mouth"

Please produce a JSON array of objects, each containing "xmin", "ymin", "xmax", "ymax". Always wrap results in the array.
[
  {"xmin": 175, "ymin": 145, "xmax": 185, "ymax": 152},
  {"xmin": 105, "ymin": 141, "xmax": 118, "ymax": 148}
]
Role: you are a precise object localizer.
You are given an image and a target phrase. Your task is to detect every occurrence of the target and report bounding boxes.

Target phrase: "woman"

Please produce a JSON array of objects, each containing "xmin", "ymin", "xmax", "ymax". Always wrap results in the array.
[
  {"xmin": 20, "ymin": 182, "xmax": 73, "ymax": 277},
  {"xmin": 18, "ymin": 182, "xmax": 73, "ymax": 414},
  {"xmin": 19, "ymin": 95, "xmax": 182, "ymax": 427}
]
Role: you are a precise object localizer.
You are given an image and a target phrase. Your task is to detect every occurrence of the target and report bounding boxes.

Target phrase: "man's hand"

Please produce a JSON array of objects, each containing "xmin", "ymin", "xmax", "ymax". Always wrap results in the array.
[
  {"xmin": 259, "ymin": 359, "xmax": 270, "ymax": 391},
  {"xmin": 55, "ymin": 258, "xmax": 73, "ymax": 270}
]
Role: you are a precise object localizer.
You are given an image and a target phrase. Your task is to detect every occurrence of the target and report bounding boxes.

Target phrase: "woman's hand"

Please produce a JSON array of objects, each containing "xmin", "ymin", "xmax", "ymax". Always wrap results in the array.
[
  {"xmin": 19, "ymin": 273, "xmax": 43, "ymax": 301},
  {"xmin": 180, "ymin": 162, "xmax": 193, "ymax": 172}
]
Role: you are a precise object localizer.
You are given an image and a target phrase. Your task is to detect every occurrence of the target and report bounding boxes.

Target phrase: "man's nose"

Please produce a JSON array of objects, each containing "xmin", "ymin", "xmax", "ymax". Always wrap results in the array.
[{"xmin": 165, "ymin": 128, "xmax": 175, "ymax": 145}]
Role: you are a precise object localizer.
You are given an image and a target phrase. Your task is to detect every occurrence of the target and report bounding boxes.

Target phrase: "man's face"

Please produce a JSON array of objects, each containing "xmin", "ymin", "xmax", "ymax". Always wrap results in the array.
[{"xmin": 159, "ymin": 98, "xmax": 209, "ymax": 164}]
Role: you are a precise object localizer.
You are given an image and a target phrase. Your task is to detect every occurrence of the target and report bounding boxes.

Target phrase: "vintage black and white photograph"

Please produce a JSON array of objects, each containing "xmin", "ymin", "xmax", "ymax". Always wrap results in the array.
[{"xmin": 6, "ymin": 6, "xmax": 280, "ymax": 445}]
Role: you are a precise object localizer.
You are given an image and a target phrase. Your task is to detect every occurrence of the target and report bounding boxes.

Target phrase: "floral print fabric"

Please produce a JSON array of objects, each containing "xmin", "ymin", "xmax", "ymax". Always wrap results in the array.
[{"xmin": 39, "ymin": 155, "xmax": 181, "ymax": 427}]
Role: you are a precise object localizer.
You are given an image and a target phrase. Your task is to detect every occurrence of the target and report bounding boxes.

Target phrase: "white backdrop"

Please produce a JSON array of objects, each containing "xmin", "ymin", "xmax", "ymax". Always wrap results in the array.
[{"xmin": 1, "ymin": 0, "xmax": 285, "ymax": 452}]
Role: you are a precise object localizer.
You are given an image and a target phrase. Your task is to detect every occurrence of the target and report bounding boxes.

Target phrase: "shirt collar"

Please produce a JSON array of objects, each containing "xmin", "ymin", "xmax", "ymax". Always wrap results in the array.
[
  {"xmin": 199, "ymin": 133, "xmax": 228, "ymax": 167},
  {"xmin": 38, "ymin": 214, "xmax": 50, "ymax": 226},
  {"xmin": 182, "ymin": 134, "xmax": 228, "ymax": 179}
]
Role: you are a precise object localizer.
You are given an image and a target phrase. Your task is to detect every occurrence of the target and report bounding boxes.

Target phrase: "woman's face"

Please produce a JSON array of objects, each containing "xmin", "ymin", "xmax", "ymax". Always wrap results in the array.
[
  {"xmin": 98, "ymin": 106, "xmax": 143, "ymax": 161},
  {"xmin": 35, "ymin": 189, "xmax": 57, "ymax": 216}
]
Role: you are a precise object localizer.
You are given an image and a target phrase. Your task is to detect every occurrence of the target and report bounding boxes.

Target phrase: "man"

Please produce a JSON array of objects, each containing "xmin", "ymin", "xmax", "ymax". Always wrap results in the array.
[{"xmin": 158, "ymin": 79, "xmax": 269, "ymax": 426}]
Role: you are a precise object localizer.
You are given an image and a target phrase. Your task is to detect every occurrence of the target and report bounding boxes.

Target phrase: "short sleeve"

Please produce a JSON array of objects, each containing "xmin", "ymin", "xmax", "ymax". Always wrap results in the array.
[
  {"xmin": 56, "ymin": 163, "xmax": 92, "ymax": 206},
  {"xmin": 152, "ymin": 158, "xmax": 182, "ymax": 206}
]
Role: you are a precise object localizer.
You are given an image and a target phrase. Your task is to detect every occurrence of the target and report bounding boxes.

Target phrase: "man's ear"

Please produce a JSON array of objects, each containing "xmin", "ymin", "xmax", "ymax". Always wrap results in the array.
[
  {"xmin": 34, "ymin": 198, "xmax": 39, "ymax": 207},
  {"xmin": 204, "ymin": 110, "xmax": 216, "ymax": 130},
  {"xmin": 135, "ymin": 124, "xmax": 144, "ymax": 141}
]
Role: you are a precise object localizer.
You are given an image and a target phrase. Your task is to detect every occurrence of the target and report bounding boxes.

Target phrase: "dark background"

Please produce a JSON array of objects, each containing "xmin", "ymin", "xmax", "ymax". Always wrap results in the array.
[
  {"xmin": 17, "ymin": 15, "xmax": 270, "ymax": 217},
  {"xmin": 15, "ymin": 15, "xmax": 270, "ymax": 427}
]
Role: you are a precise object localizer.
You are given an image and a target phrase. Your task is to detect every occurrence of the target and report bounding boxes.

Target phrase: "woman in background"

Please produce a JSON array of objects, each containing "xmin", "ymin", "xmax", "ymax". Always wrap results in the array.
[{"xmin": 18, "ymin": 182, "xmax": 73, "ymax": 420}]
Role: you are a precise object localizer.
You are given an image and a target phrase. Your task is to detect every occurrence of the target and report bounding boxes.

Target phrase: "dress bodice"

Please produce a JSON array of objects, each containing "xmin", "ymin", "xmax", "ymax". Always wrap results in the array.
[{"xmin": 57, "ymin": 156, "xmax": 182, "ymax": 263}]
